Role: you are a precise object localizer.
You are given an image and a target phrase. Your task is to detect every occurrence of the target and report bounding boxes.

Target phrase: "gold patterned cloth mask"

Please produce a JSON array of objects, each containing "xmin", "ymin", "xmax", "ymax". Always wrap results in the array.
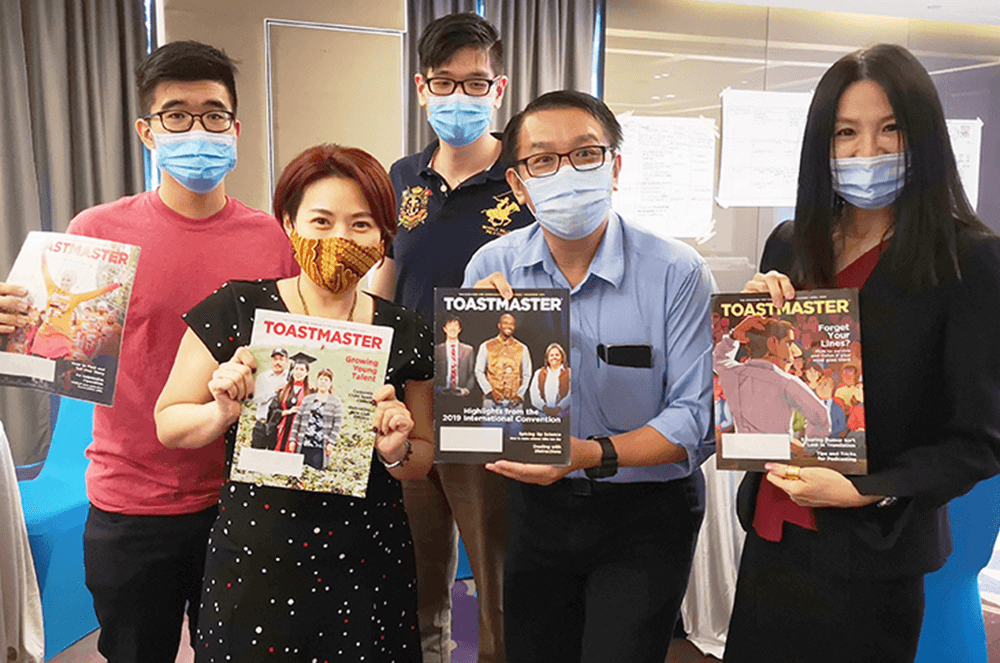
[{"xmin": 289, "ymin": 230, "xmax": 384, "ymax": 295}]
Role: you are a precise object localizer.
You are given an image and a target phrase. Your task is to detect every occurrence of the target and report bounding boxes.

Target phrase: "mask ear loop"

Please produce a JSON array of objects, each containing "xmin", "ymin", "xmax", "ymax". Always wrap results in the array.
[
  {"xmin": 828, "ymin": 155, "xmax": 847, "ymax": 211},
  {"xmin": 511, "ymin": 169, "xmax": 536, "ymax": 215}
]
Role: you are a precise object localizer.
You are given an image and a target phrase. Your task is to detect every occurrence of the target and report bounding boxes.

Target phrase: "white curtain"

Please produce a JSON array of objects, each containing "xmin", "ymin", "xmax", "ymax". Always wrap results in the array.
[
  {"xmin": 0, "ymin": 0, "xmax": 146, "ymax": 473},
  {"xmin": 680, "ymin": 456, "xmax": 745, "ymax": 659},
  {"xmin": 0, "ymin": 420, "xmax": 44, "ymax": 662}
]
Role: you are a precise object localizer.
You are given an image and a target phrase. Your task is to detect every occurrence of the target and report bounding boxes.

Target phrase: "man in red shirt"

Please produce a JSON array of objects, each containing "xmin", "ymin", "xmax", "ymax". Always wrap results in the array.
[{"xmin": 1, "ymin": 41, "xmax": 297, "ymax": 662}]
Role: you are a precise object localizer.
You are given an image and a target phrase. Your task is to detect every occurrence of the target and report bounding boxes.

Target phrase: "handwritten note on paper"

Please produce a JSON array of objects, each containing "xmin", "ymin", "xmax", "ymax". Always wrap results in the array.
[
  {"xmin": 716, "ymin": 89, "xmax": 813, "ymax": 208},
  {"xmin": 946, "ymin": 118, "xmax": 983, "ymax": 211},
  {"xmin": 612, "ymin": 114, "xmax": 716, "ymax": 239}
]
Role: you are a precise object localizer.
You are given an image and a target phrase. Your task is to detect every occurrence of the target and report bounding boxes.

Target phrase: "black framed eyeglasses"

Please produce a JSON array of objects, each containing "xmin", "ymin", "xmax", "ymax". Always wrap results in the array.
[
  {"xmin": 144, "ymin": 109, "xmax": 236, "ymax": 133},
  {"xmin": 516, "ymin": 145, "xmax": 610, "ymax": 178},
  {"xmin": 424, "ymin": 77, "xmax": 500, "ymax": 97}
]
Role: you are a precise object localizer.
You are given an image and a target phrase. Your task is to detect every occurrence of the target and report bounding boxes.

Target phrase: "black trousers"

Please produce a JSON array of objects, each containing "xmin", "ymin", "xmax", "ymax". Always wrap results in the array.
[
  {"xmin": 724, "ymin": 526, "xmax": 924, "ymax": 663},
  {"xmin": 504, "ymin": 473, "xmax": 705, "ymax": 663},
  {"xmin": 250, "ymin": 420, "xmax": 274, "ymax": 449},
  {"xmin": 83, "ymin": 504, "xmax": 218, "ymax": 663}
]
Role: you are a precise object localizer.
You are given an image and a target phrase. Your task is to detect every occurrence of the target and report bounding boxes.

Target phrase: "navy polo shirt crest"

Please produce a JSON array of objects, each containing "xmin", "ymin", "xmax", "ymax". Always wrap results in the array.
[{"xmin": 388, "ymin": 136, "xmax": 535, "ymax": 322}]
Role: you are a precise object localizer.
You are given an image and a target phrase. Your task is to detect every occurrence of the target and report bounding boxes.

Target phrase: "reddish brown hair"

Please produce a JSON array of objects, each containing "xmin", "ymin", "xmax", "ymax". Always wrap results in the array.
[
  {"xmin": 745, "ymin": 318, "xmax": 794, "ymax": 359},
  {"xmin": 273, "ymin": 144, "xmax": 397, "ymax": 252}
]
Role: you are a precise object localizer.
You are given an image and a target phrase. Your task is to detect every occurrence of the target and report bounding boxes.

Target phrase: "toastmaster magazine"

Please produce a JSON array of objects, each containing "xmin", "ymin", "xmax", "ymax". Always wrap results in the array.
[
  {"xmin": 229, "ymin": 309, "xmax": 394, "ymax": 497},
  {"xmin": 433, "ymin": 287, "xmax": 570, "ymax": 465},
  {"xmin": 0, "ymin": 231, "xmax": 140, "ymax": 405},
  {"xmin": 712, "ymin": 288, "xmax": 867, "ymax": 474}
]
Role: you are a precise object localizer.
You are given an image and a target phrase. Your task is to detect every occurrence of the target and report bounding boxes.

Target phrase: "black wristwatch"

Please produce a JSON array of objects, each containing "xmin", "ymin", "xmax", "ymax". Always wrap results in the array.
[{"xmin": 585, "ymin": 435, "xmax": 618, "ymax": 479}]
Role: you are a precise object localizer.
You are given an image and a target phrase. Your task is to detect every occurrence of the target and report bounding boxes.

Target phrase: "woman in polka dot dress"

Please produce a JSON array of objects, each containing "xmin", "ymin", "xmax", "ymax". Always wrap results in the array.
[{"xmin": 155, "ymin": 144, "xmax": 435, "ymax": 662}]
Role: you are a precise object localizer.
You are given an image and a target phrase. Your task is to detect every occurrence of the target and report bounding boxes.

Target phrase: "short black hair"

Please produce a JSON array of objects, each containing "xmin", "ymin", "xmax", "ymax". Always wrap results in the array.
[
  {"xmin": 418, "ymin": 12, "xmax": 502, "ymax": 76},
  {"xmin": 502, "ymin": 90, "xmax": 623, "ymax": 166},
  {"xmin": 444, "ymin": 315, "xmax": 462, "ymax": 327},
  {"xmin": 135, "ymin": 41, "xmax": 239, "ymax": 115}
]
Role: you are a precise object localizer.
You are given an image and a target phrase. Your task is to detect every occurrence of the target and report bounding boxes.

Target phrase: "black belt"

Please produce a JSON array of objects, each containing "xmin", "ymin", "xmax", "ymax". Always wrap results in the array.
[
  {"xmin": 558, "ymin": 476, "xmax": 688, "ymax": 498},
  {"xmin": 566, "ymin": 477, "xmax": 597, "ymax": 496}
]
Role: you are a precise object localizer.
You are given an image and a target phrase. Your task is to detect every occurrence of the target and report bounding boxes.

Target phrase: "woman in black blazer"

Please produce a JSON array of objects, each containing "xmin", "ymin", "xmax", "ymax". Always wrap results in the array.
[{"xmin": 724, "ymin": 44, "xmax": 1000, "ymax": 663}]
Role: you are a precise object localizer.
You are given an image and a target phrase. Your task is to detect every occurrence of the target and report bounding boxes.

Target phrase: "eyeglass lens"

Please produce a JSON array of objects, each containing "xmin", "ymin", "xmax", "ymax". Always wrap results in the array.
[
  {"xmin": 427, "ymin": 78, "xmax": 494, "ymax": 96},
  {"xmin": 525, "ymin": 146, "xmax": 606, "ymax": 177},
  {"xmin": 155, "ymin": 110, "xmax": 234, "ymax": 133}
]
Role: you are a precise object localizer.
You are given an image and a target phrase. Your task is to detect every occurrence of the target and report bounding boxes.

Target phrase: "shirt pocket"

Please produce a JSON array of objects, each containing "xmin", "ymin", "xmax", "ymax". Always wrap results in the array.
[{"xmin": 594, "ymin": 362, "xmax": 661, "ymax": 433}]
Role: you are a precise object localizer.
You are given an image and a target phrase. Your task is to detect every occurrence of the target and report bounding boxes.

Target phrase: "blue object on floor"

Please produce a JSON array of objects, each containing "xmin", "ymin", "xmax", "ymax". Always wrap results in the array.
[
  {"xmin": 456, "ymin": 534, "xmax": 473, "ymax": 580},
  {"xmin": 19, "ymin": 398, "xmax": 98, "ymax": 659},
  {"xmin": 915, "ymin": 474, "xmax": 1000, "ymax": 662}
]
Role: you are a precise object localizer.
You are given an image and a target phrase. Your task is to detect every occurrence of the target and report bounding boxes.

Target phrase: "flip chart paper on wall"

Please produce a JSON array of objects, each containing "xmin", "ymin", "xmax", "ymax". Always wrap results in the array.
[
  {"xmin": 716, "ymin": 90, "xmax": 985, "ymax": 212},
  {"xmin": 946, "ymin": 118, "xmax": 983, "ymax": 211},
  {"xmin": 716, "ymin": 89, "xmax": 813, "ymax": 208},
  {"xmin": 612, "ymin": 114, "xmax": 716, "ymax": 238}
]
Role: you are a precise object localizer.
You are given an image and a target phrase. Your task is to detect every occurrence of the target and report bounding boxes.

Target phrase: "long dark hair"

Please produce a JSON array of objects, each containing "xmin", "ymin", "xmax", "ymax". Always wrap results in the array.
[
  {"xmin": 792, "ymin": 43, "xmax": 991, "ymax": 289},
  {"xmin": 278, "ymin": 360, "xmax": 311, "ymax": 404}
]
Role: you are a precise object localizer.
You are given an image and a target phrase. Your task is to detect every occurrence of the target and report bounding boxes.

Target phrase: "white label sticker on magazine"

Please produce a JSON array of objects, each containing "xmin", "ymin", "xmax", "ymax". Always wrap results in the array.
[{"xmin": 722, "ymin": 433, "xmax": 792, "ymax": 460}]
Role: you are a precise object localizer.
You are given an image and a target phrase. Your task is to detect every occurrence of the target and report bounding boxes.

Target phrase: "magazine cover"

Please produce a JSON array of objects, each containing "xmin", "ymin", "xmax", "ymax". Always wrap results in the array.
[
  {"xmin": 712, "ymin": 288, "xmax": 867, "ymax": 474},
  {"xmin": 433, "ymin": 287, "xmax": 570, "ymax": 465},
  {"xmin": 0, "ymin": 231, "xmax": 139, "ymax": 405},
  {"xmin": 230, "ymin": 309, "xmax": 394, "ymax": 497}
]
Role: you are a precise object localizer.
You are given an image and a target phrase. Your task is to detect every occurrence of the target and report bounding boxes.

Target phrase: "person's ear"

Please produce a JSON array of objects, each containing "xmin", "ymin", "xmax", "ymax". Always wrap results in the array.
[
  {"xmin": 506, "ymin": 168, "xmax": 533, "ymax": 213},
  {"xmin": 492, "ymin": 74, "xmax": 509, "ymax": 110},
  {"xmin": 415, "ymin": 73, "xmax": 429, "ymax": 109},
  {"xmin": 135, "ymin": 117, "xmax": 156, "ymax": 151},
  {"xmin": 283, "ymin": 214, "xmax": 294, "ymax": 238}
]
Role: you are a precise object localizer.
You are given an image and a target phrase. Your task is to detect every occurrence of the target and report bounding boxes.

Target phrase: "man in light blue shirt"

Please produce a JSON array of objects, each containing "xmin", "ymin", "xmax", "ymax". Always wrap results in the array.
[{"xmin": 463, "ymin": 90, "xmax": 716, "ymax": 663}]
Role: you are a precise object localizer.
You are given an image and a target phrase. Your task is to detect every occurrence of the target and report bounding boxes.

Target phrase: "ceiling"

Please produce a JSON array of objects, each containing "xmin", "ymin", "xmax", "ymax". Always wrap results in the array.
[
  {"xmin": 697, "ymin": 0, "xmax": 1000, "ymax": 26},
  {"xmin": 605, "ymin": 0, "xmax": 1000, "ymax": 117}
]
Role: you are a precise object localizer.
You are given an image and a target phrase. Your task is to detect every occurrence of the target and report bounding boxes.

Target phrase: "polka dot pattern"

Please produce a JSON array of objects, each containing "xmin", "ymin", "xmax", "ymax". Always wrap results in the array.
[{"xmin": 185, "ymin": 280, "xmax": 432, "ymax": 661}]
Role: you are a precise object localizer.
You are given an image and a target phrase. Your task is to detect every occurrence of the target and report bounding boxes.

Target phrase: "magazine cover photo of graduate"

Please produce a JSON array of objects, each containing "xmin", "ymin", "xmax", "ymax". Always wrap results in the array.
[{"xmin": 230, "ymin": 310, "xmax": 393, "ymax": 497}]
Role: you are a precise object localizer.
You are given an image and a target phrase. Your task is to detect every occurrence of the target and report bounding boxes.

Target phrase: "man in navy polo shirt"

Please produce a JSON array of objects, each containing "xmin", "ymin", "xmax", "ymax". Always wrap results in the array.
[{"xmin": 370, "ymin": 12, "xmax": 532, "ymax": 663}]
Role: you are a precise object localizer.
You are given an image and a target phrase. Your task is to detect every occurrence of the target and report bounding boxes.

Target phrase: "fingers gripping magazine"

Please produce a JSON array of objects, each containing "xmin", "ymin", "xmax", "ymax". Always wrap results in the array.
[
  {"xmin": 231, "ymin": 309, "xmax": 393, "ymax": 497},
  {"xmin": 0, "ymin": 232, "xmax": 140, "ymax": 405},
  {"xmin": 712, "ymin": 289, "xmax": 867, "ymax": 474},
  {"xmin": 433, "ymin": 287, "xmax": 570, "ymax": 465}
]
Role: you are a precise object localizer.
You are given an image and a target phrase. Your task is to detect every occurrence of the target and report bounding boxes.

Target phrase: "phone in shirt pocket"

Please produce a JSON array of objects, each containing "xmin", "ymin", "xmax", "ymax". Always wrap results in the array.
[
  {"xmin": 595, "ymin": 343, "xmax": 656, "ymax": 431},
  {"xmin": 597, "ymin": 343, "xmax": 653, "ymax": 368}
]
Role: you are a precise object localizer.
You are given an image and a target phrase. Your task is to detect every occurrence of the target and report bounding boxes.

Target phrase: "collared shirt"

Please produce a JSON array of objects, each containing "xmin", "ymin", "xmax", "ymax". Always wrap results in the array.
[
  {"xmin": 531, "ymin": 366, "xmax": 571, "ymax": 412},
  {"xmin": 463, "ymin": 213, "xmax": 717, "ymax": 483},
  {"xmin": 253, "ymin": 369, "xmax": 287, "ymax": 421},
  {"xmin": 714, "ymin": 334, "xmax": 831, "ymax": 439},
  {"xmin": 474, "ymin": 335, "xmax": 532, "ymax": 401},
  {"xmin": 388, "ymin": 136, "xmax": 534, "ymax": 323}
]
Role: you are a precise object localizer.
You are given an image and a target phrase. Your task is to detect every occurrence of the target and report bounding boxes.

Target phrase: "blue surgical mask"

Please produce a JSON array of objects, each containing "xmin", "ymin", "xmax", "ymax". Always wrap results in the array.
[
  {"xmin": 426, "ymin": 93, "xmax": 494, "ymax": 147},
  {"xmin": 519, "ymin": 161, "xmax": 614, "ymax": 240},
  {"xmin": 830, "ymin": 152, "xmax": 906, "ymax": 209},
  {"xmin": 153, "ymin": 130, "xmax": 238, "ymax": 194}
]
